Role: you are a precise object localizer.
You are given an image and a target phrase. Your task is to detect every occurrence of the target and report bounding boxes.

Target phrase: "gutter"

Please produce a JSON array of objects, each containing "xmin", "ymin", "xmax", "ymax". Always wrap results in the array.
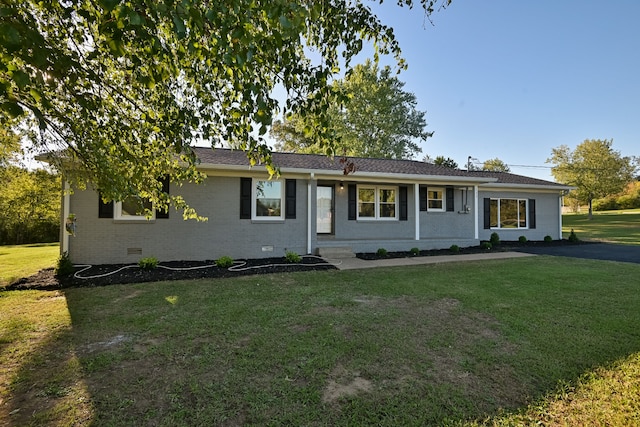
[{"xmin": 197, "ymin": 163, "xmax": 496, "ymax": 185}]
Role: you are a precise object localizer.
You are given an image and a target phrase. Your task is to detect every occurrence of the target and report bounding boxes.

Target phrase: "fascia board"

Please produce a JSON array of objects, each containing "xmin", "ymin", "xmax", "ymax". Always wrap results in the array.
[
  {"xmin": 480, "ymin": 183, "xmax": 576, "ymax": 193},
  {"xmin": 198, "ymin": 163, "xmax": 496, "ymax": 185}
]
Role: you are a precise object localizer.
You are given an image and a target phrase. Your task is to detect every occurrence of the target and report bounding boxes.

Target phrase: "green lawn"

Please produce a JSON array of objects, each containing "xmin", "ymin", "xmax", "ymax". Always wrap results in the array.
[
  {"xmin": 2, "ymin": 257, "xmax": 639, "ymax": 426},
  {"xmin": 563, "ymin": 209, "xmax": 640, "ymax": 245},
  {"xmin": 0, "ymin": 243, "xmax": 59, "ymax": 287}
]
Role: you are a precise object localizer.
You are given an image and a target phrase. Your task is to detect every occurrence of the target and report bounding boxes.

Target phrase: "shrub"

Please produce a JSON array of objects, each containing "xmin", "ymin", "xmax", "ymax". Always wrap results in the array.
[
  {"xmin": 480, "ymin": 241, "xmax": 492, "ymax": 250},
  {"xmin": 518, "ymin": 235, "xmax": 527, "ymax": 243},
  {"xmin": 449, "ymin": 244, "xmax": 460, "ymax": 253},
  {"xmin": 55, "ymin": 251, "xmax": 74, "ymax": 277},
  {"xmin": 410, "ymin": 247, "xmax": 420, "ymax": 256},
  {"xmin": 489, "ymin": 232, "xmax": 500, "ymax": 246},
  {"xmin": 138, "ymin": 257, "xmax": 158, "ymax": 270},
  {"xmin": 544, "ymin": 235, "xmax": 553, "ymax": 243},
  {"xmin": 284, "ymin": 250, "xmax": 301, "ymax": 263},
  {"xmin": 216, "ymin": 256, "xmax": 234, "ymax": 268},
  {"xmin": 376, "ymin": 248, "xmax": 388, "ymax": 257},
  {"xmin": 568, "ymin": 229, "xmax": 580, "ymax": 243}
]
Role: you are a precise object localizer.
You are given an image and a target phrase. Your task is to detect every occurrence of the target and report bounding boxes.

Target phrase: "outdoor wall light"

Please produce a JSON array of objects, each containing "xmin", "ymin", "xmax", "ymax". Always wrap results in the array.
[{"xmin": 340, "ymin": 181, "xmax": 344, "ymax": 190}]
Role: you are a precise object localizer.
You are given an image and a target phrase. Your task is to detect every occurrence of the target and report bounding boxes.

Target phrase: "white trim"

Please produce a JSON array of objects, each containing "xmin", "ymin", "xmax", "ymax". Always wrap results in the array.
[
  {"xmin": 414, "ymin": 183, "xmax": 420, "ymax": 240},
  {"xmin": 489, "ymin": 198, "xmax": 529, "ymax": 229},
  {"xmin": 252, "ymin": 178, "xmax": 285, "ymax": 220},
  {"xmin": 114, "ymin": 199, "xmax": 156, "ymax": 221},
  {"xmin": 198, "ymin": 163, "xmax": 497, "ymax": 185},
  {"xmin": 426, "ymin": 187, "xmax": 445, "ymax": 212},
  {"xmin": 558, "ymin": 195, "xmax": 563, "ymax": 239},
  {"xmin": 307, "ymin": 174, "xmax": 314, "ymax": 254},
  {"xmin": 62, "ymin": 181, "xmax": 70, "ymax": 254},
  {"xmin": 356, "ymin": 185, "xmax": 399, "ymax": 221},
  {"xmin": 474, "ymin": 185, "xmax": 479, "ymax": 239}
]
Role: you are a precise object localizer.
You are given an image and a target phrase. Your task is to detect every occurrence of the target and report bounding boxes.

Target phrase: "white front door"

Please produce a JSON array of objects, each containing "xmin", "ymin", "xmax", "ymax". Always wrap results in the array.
[{"xmin": 316, "ymin": 186, "xmax": 334, "ymax": 234}]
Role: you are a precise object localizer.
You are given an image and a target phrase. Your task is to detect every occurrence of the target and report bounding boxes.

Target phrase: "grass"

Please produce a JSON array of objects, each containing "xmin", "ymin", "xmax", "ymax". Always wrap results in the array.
[
  {"xmin": 563, "ymin": 209, "xmax": 640, "ymax": 244},
  {"xmin": 0, "ymin": 242, "xmax": 59, "ymax": 287},
  {"xmin": 1, "ymin": 257, "xmax": 639, "ymax": 426}
]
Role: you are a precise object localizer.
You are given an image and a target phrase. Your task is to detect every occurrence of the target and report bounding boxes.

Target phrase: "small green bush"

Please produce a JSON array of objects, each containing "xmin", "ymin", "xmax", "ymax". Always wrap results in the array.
[
  {"xmin": 449, "ymin": 244, "xmax": 460, "ymax": 253},
  {"xmin": 216, "ymin": 256, "xmax": 234, "ymax": 268},
  {"xmin": 489, "ymin": 232, "xmax": 500, "ymax": 246},
  {"xmin": 376, "ymin": 248, "xmax": 388, "ymax": 257},
  {"xmin": 410, "ymin": 247, "xmax": 420, "ymax": 256},
  {"xmin": 480, "ymin": 241, "xmax": 492, "ymax": 250},
  {"xmin": 55, "ymin": 251, "xmax": 74, "ymax": 277},
  {"xmin": 518, "ymin": 235, "xmax": 527, "ymax": 243},
  {"xmin": 544, "ymin": 235, "xmax": 553, "ymax": 243},
  {"xmin": 138, "ymin": 257, "xmax": 158, "ymax": 270},
  {"xmin": 568, "ymin": 229, "xmax": 580, "ymax": 243},
  {"xmin": 285, "ymin": 250, "xmax": 302, "ymax": 263}
]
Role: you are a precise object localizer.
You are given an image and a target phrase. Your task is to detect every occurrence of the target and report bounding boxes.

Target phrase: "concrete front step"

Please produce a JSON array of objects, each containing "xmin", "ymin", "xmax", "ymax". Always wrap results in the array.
[{"xmin": 317, "ymin": 246, "xmax": 356, "ymax": 259}]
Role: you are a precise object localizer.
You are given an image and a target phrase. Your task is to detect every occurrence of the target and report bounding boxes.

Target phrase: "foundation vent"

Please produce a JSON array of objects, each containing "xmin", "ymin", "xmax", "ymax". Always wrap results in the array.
[{"xmin": 127, "ymin": 248, "xmax": 143, "ymax": 255}]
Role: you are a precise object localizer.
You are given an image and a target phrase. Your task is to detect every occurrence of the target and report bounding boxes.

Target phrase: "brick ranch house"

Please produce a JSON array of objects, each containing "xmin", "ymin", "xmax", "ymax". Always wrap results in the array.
[{"xmin": 56, "ymin": 148, "xmax": 573, "ymax": 264}]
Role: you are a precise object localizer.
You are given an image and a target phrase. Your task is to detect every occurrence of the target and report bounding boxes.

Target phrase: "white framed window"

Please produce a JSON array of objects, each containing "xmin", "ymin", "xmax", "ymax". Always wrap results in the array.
[
  {"xmin": 427, "ymin": 188, "xmax": 445, "ymax": 211},
  {"xmin": 490, "ymin": 198, "xmax": 528, "ymax": 229},
  {"xmin": 253, "ymin": 178, "xmax": 284, "ymax": 220},
  {"xmin": 357, "ymin": 185, "xmax": 398, "ymax": 220},
  {"xmin": 114, "ymin": 196, "xmax": 155, "ymax": 221}
]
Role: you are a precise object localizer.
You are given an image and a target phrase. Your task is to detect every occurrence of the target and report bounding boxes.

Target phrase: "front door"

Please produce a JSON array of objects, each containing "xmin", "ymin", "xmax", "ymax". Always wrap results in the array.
[{"xmin": 316, "ymin": 186, "xmax": 334, "ymax": 234}]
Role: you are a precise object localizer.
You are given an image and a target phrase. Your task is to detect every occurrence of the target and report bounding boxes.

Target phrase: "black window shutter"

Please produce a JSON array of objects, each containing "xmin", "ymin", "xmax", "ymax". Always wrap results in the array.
[
  {"xmin": 483, "ymin": 198, "xmax": 491, "ymax": 229},
  {"xmin": 348, "ymin": 184, "xmax": 356, "ymax": 220},
  {"xmin": 419, "ymin": 187, "xmax": 427, "ymax": 211},
  {"xmin": 98, "ymin": 192, "xmax": 114, "ymax": 218},
  {"xmin": 240, "ymin": 178, "xmax": 252, "ymax": 219},
  {"xmin": 399, "ymin": 186, "xmax": 408, "ymax": 221},
  {"xmin": 528, "ymin": 199, "xmax": 536, "ymax": 229},
  {"xmin": 155, "ymin": 175, "xmax": 170, "ymax": 219},
  {"xmin": 446, "ymin": 187, "xmax": 455, "ymax": 212},
  {"xmin": 285, "ymin": 179, "xmax": 296, "ymax": 219}
]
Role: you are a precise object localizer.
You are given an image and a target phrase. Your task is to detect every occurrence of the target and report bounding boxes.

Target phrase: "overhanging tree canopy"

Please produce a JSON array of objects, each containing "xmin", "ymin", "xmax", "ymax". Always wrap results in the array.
[{"xmin": 0, "ymin": 0, "xmax": 450, "ymax": 219}]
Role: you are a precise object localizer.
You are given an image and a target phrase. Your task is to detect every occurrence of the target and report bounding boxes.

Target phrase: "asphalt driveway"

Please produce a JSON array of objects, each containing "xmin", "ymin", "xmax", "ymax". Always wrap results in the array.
[{"xmin": 514, "ymin": 243, "xmax": 640, "ymax": 264}]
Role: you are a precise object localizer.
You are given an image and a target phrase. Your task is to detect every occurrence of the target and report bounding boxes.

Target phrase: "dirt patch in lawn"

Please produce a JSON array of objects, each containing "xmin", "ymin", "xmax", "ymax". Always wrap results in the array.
[
  {"xmin": 327, "ymin": 296, "xmax": 527, "ymax": 411},
  {"xmin": 322, "ymin": 364, "xmax": 373, "ymax": 403}
]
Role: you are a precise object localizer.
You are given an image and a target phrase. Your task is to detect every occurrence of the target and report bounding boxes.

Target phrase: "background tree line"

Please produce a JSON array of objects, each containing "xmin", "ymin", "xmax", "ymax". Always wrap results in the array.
[
  {"xmin": 547, "ymin": 139, "xmax": 638, "ymax": 217},
  {"xmin": 0, "ymin": 128, "xmax": 59, "ymax": 244}
]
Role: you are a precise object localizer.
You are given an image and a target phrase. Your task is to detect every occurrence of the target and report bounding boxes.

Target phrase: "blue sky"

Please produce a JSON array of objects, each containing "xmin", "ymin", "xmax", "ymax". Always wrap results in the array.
[{"xmin": 347, "ymin": 0, "xmax": 640, "ymax": 180}]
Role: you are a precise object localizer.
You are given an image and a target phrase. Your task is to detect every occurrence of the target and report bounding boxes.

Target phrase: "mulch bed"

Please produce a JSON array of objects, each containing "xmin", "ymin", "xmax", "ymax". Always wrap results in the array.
[
  {"xmin": 4, "ymin": 257, "xmax": 337, "ymax": 291},
  {"xmin": 5, "ymin": 239, "xmax": 590, "ymax": 291},
  {"xmin": 356, "ymin": 239, "xmax": 589, "ymax": 260}
]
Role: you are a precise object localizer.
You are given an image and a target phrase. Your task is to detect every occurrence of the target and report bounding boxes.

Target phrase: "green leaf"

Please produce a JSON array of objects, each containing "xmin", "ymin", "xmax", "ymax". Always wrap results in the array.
[
  {"xmin": 129, "ymin": 11, "xmax": 143, "ymax": 26},
  {"xmin": 29, "ymin": 88, "xmax": 41, "ymax": 103},
  {"xmin": 2, "ymin": 101, "xmax": 24, "ymax": 118},
  {"xmin": 172, "ymin": 14, "xmax": 187, "ymax": 39},
  {"xmin": 11, "ymin": 70, "xmax": 30, "ymax": 89},
  {"xmin": 98, "ymin": 0, "xmax": 120, "ymax": 11}
]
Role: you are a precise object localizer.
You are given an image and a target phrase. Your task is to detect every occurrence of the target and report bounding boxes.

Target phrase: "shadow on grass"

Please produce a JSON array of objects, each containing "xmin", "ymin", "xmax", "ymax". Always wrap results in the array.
[{"xmin": 4, "ymin": 260, "xmax": 640, "ymax": 425}]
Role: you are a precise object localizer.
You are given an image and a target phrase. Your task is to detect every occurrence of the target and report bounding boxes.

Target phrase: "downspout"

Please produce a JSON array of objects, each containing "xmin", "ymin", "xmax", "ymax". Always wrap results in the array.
[
  {"xmin": 307, "ymin": 173, "xmax": 314, "ymax": 254},
  {"xmin": 474, "ymin": 185, "xmax": 479, "ymax": 239},
  {"xmin": 62, "ymin": 180, "xmax": 71, "ymax": 256},
  {"xmin": 414, "ymin": 183, "xmax": 420, "ymax": 240}
]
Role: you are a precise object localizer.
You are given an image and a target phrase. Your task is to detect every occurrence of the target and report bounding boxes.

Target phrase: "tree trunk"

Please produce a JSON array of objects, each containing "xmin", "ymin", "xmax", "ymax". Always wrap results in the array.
[{"xmin": 588, "ymin": 197, "xmax": 593, "ymax": 220}]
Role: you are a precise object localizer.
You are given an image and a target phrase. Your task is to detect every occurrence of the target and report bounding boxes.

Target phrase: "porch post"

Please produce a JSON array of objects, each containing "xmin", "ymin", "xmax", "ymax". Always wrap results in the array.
[
  {"xmin": 414, "ymin": 183, "xmax": 420, "ymax": 240},
  {"xmin": 474, "ymin": 185, "xmax": 479, "ymax": 239},
  {"xmin": 307, "ymin": 173, "xmax": 315, "ymax": 254}
]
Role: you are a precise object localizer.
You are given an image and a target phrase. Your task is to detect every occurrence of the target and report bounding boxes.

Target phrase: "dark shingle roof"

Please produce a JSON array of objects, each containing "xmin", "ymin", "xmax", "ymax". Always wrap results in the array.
[
  {"xmin": 194, "ymin": 147, "xmax": 473, "ymax": 177},
  {"xmin": 193, "ymin": 147, "xmax": 569, "ymax": 188}
]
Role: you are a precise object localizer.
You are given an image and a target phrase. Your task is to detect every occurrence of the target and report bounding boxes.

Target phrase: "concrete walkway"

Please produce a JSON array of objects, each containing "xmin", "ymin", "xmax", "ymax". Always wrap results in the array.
[{"xmin": 327, "ymin": 251, "xmax": 535, "ymax": 271}]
